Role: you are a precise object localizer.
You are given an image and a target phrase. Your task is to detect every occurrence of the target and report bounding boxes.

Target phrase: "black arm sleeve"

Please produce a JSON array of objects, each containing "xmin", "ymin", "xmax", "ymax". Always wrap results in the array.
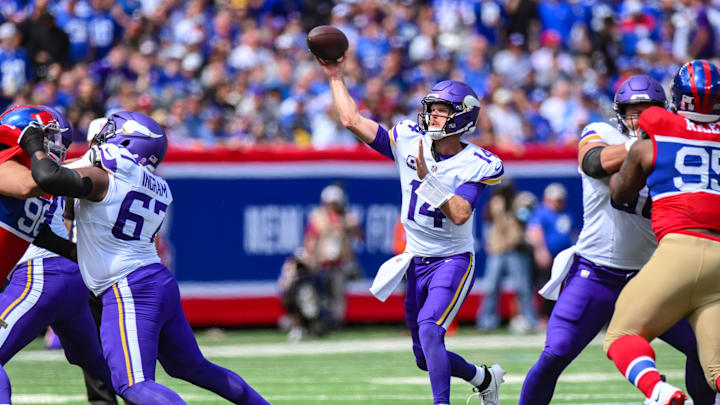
[
  {"xmin": 31, "ymin": 156, "xmax": 93, "ymax": 197},
  {"xmin": 33, "ymin": 223, "xmax": 77, "ymax": 262},
  {"xmin": 581, "ymin": 146, "xmax": 609, "ymax": 179}
]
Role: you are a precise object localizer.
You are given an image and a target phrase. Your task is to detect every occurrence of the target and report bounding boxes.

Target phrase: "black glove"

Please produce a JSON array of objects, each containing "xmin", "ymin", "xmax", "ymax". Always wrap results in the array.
[{"xmin": 17, "ymin": 122, "xmax": 46, "ymax": 155}]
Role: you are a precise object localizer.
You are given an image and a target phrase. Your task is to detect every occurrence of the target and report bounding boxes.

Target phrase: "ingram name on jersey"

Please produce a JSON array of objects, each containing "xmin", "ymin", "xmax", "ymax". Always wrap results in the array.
[
  {"xmin": 76, "ymin": 143, "xmax": 173, "ymax": 295},
  {"xmin": 574, "ymin": 122, "xmax": 657, "ymax": 270},
  {"xmin": 387, "ymin": 120, "xmax": 503, "ymax": 256}
]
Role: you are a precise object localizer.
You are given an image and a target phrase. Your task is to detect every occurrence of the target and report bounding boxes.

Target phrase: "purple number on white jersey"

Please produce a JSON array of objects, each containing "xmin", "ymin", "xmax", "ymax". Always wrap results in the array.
[
  {"xmin": 407, "ymin": 179, "xmax": 446, "ymax": 228},
  {"xmin": 112, "ymin": 191, "xmax": 166, "ymax": 242}
]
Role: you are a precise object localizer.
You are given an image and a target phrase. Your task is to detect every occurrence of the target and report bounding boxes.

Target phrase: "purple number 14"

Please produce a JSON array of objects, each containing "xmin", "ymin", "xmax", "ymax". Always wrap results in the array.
[{"xmin": 407, "ymin": 180, "xmax": 445, "ymax": 228}]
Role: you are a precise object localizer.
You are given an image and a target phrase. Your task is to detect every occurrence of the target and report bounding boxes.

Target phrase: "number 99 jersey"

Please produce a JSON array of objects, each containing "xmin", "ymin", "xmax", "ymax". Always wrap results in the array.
[
  {"xmin": 641, "ymin": 106, "xmax": 720, "ymax": 241},
  {"xmin": 75, "ymin": 143, "xmax": 173, "ymax": 295},
  {"xmin": 387, "ymin": 120, "xmax": 503, "ymax": 256}
]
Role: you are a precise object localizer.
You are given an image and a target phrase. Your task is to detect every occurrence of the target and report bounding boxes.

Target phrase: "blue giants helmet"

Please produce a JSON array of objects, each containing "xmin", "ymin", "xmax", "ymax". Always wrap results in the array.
[
  {"xmin": 94, "ymin": 110, "xmax": 167, "ymax": 171},
  {"xmin": 0, "ymin": 104, "xmax": 70, "ymax": 163},
  {"xmin": 671, "ymin": 59, "xmax": 720, "ymax": 123},
  {"xmin": 417, "ymin": 80, "xmax": 481, "ymax": 140}
]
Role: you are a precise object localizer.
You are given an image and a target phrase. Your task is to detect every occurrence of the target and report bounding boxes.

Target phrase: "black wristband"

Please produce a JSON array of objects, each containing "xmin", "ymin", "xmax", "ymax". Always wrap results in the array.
[
  {"xmin": 33, "ymin": 223, "xmax": 77, "ymax": 262},
  {"xmin": 31, "ymin": 157, "xmax": 93, "ymax": 197},
  {"xmin": 581, "ymin": 146, "xmax": 609, "ymax": 179},
  {"xmin": 18, "ymin": 126, "xmax": 45, "ymax": 155}
]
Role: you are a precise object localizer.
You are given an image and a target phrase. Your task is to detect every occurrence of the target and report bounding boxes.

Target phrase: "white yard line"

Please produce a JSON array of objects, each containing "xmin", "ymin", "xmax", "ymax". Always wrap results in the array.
[{"xmin": 14, "ymin": 332, "xmax": 681, "ymax": 361}]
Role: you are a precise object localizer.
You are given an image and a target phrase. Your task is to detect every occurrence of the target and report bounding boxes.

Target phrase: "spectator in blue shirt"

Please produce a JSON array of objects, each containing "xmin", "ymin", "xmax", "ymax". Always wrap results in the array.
[
  {"xmin": 538, "ymin": 0, "xmax": 577, "ymax": 47},
  {"xmin": 54, "ymin": 0, "xmax": 92, "ymax": 64},
  {"xmin": 0, "ymin": 23, "xmax": 31, "ymax": 104},
  {"xmin": 87, "ymin": 0, "xmax": 123, "ymax": 60},
  {"xmin": 527, "ymin": 183, "xmax": 574, "ymax": 271}
]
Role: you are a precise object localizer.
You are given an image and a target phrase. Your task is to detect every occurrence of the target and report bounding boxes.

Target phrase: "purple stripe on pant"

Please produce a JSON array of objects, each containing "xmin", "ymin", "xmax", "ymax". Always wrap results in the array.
[
  {"xmin": 519, "ymin": 254, "xmax": 714, "ymax": 405},
  {"xmin": 0, "ymin": 257, "xmax": 112, "ymax": 403},
  {"xmin": 405, "ymin": 252, "xmax": 478, "ymax": 404},
  {"xmin": 100, "ymin": 263, "xmax": 269, "ymax": 405}
]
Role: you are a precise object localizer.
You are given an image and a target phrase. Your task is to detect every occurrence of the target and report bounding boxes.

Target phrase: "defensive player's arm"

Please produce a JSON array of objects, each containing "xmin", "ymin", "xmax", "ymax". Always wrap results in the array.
[
  {"xmin": 19, "ymin": 124, "xmax": 109, "ymax": 202},
  {"xmin": 318, "ymin": 56, "xmax": 379, "ymax": 144},
  {"xmin": 609, "ymin": 139, "xmax": 653, "ymax": 204},
  {"xmin": 0, "ymin": 159, "xmax": 45, "ymax": 198}
]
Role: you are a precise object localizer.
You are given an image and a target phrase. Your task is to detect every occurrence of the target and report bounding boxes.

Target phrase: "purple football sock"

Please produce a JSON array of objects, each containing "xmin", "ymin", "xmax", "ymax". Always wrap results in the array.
[
  {"xmin": 411, "ymin": 326, "xmax": 476, "ymax": 381},
  {"xmin": 121, "ymin": 380, "xmax": 186, "ymax": 404},
  {"xmin": 419, "ymin": 323, "xmax": 452, "ymax": 404}
]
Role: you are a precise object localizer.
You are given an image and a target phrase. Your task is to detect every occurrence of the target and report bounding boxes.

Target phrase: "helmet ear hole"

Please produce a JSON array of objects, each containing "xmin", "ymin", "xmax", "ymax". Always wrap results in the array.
[{"xmin": 121, "ymin": 140, "xmax": 131, "ymax": 147}]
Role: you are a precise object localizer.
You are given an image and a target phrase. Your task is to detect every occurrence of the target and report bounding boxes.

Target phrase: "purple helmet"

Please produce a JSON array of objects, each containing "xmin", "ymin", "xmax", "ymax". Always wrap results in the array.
[
  {"xmin": 613, "ymin": 74, "xmax": 667, "ymax": 137},
  {"xmin": 94, "ymin": 110, "xmax": 167, "ymax": 171},
  {"xmin": 0, "ymin": 104, "xmax": 69, "ymax": 163},
  {"xmin": 670, "ymin": 59, "xmax": 720, "ymax": 123},
  {"xmin": 417, "ymin": 80, "xmax": 481, "ymax": 140}
]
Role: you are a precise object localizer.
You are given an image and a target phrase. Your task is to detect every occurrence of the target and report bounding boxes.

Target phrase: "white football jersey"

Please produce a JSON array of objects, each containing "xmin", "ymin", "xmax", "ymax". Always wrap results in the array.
[
  {"xmin": 16, "ymin": 196, "xmax": 68, "ymax": 265},
  {"xmin": 574, "ymin": 122, "xmax": 656, "ymax": 269},
  {"xmin": 387, "ymin": 120, "xmax": 503, "ymax": 256},
  {"xmin": 75, "ymin": 143, "xmax": 173, "ymax": 295}
]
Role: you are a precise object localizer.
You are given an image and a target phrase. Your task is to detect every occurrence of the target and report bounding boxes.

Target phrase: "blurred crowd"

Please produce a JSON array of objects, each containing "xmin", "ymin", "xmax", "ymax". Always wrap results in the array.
[{"xmin": 0, "ymin": 0, "xmax": 718, "ymax": 149}]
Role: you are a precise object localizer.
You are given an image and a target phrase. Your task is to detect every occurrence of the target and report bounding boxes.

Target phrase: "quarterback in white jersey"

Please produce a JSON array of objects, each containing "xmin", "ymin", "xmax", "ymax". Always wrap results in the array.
[
  {"xmin": 18, "ymin": 110, "xmax": 269, "ymax": 405},
  {"xmin": 318, "ymin": 54, "xmax": 504, "ymax": 405},
  {"xmin": 391, "ymin": 119, "xmax": 504, "ymax": 257},
  {"xmin": 519, "ymin": 75, "xmax": 715, "ymax": 405}
]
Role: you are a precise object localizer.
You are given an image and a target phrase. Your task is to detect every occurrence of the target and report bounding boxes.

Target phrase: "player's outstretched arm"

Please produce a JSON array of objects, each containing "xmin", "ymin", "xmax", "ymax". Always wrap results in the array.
[
  {"xmin": 317, "ymin": 55, "xmax": 379, "ymax": 144},
  {"xmin": 609, "ymin": 139, "xmax": 652, "ymax": 204},
  {"xmin": 18, "ymin": 124, "xmax": 109, "ymax": 201},
  {"xmin": 0, "ymin": 159, "xmax": 45, "ymax": 198}
]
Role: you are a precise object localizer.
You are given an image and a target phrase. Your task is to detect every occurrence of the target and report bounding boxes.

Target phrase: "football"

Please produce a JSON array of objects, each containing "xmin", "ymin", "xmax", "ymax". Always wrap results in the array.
[{"xmin": 307, "ymin": 25, "xmax": 348, "ymax": 62}]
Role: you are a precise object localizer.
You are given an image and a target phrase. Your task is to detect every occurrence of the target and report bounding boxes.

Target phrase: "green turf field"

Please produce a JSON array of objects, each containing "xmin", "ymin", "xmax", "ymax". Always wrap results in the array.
[{"xmin": 5, "ymin": 326, "xmax": 695, "ymax": 404}]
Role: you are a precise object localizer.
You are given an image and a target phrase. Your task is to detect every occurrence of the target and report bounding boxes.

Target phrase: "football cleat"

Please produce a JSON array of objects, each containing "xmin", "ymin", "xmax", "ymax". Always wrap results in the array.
[
  {"xmin": 644, "ymin": 381, "xmax": 686, "ymax": 405},
  {"xmin": 466, "ymin": 364, "xmax": 505, "ymax": 405}
]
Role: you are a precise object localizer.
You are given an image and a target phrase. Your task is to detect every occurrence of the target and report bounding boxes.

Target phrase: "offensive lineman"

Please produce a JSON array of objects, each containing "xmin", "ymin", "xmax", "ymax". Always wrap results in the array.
[
  {"xmin": 605, "ymin": 60, "xmax": 720, "ymax": 405},
  {"xmin": 519, "ymin": 74, "xmax": 714, "ymax": 404},
  {"xmin": 17, "ymin": 110, "xmax": 269, "ymax": 405},
  {"xmin": 317, "ymin": 56, "xmax": 505, "ymax": 404}
]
